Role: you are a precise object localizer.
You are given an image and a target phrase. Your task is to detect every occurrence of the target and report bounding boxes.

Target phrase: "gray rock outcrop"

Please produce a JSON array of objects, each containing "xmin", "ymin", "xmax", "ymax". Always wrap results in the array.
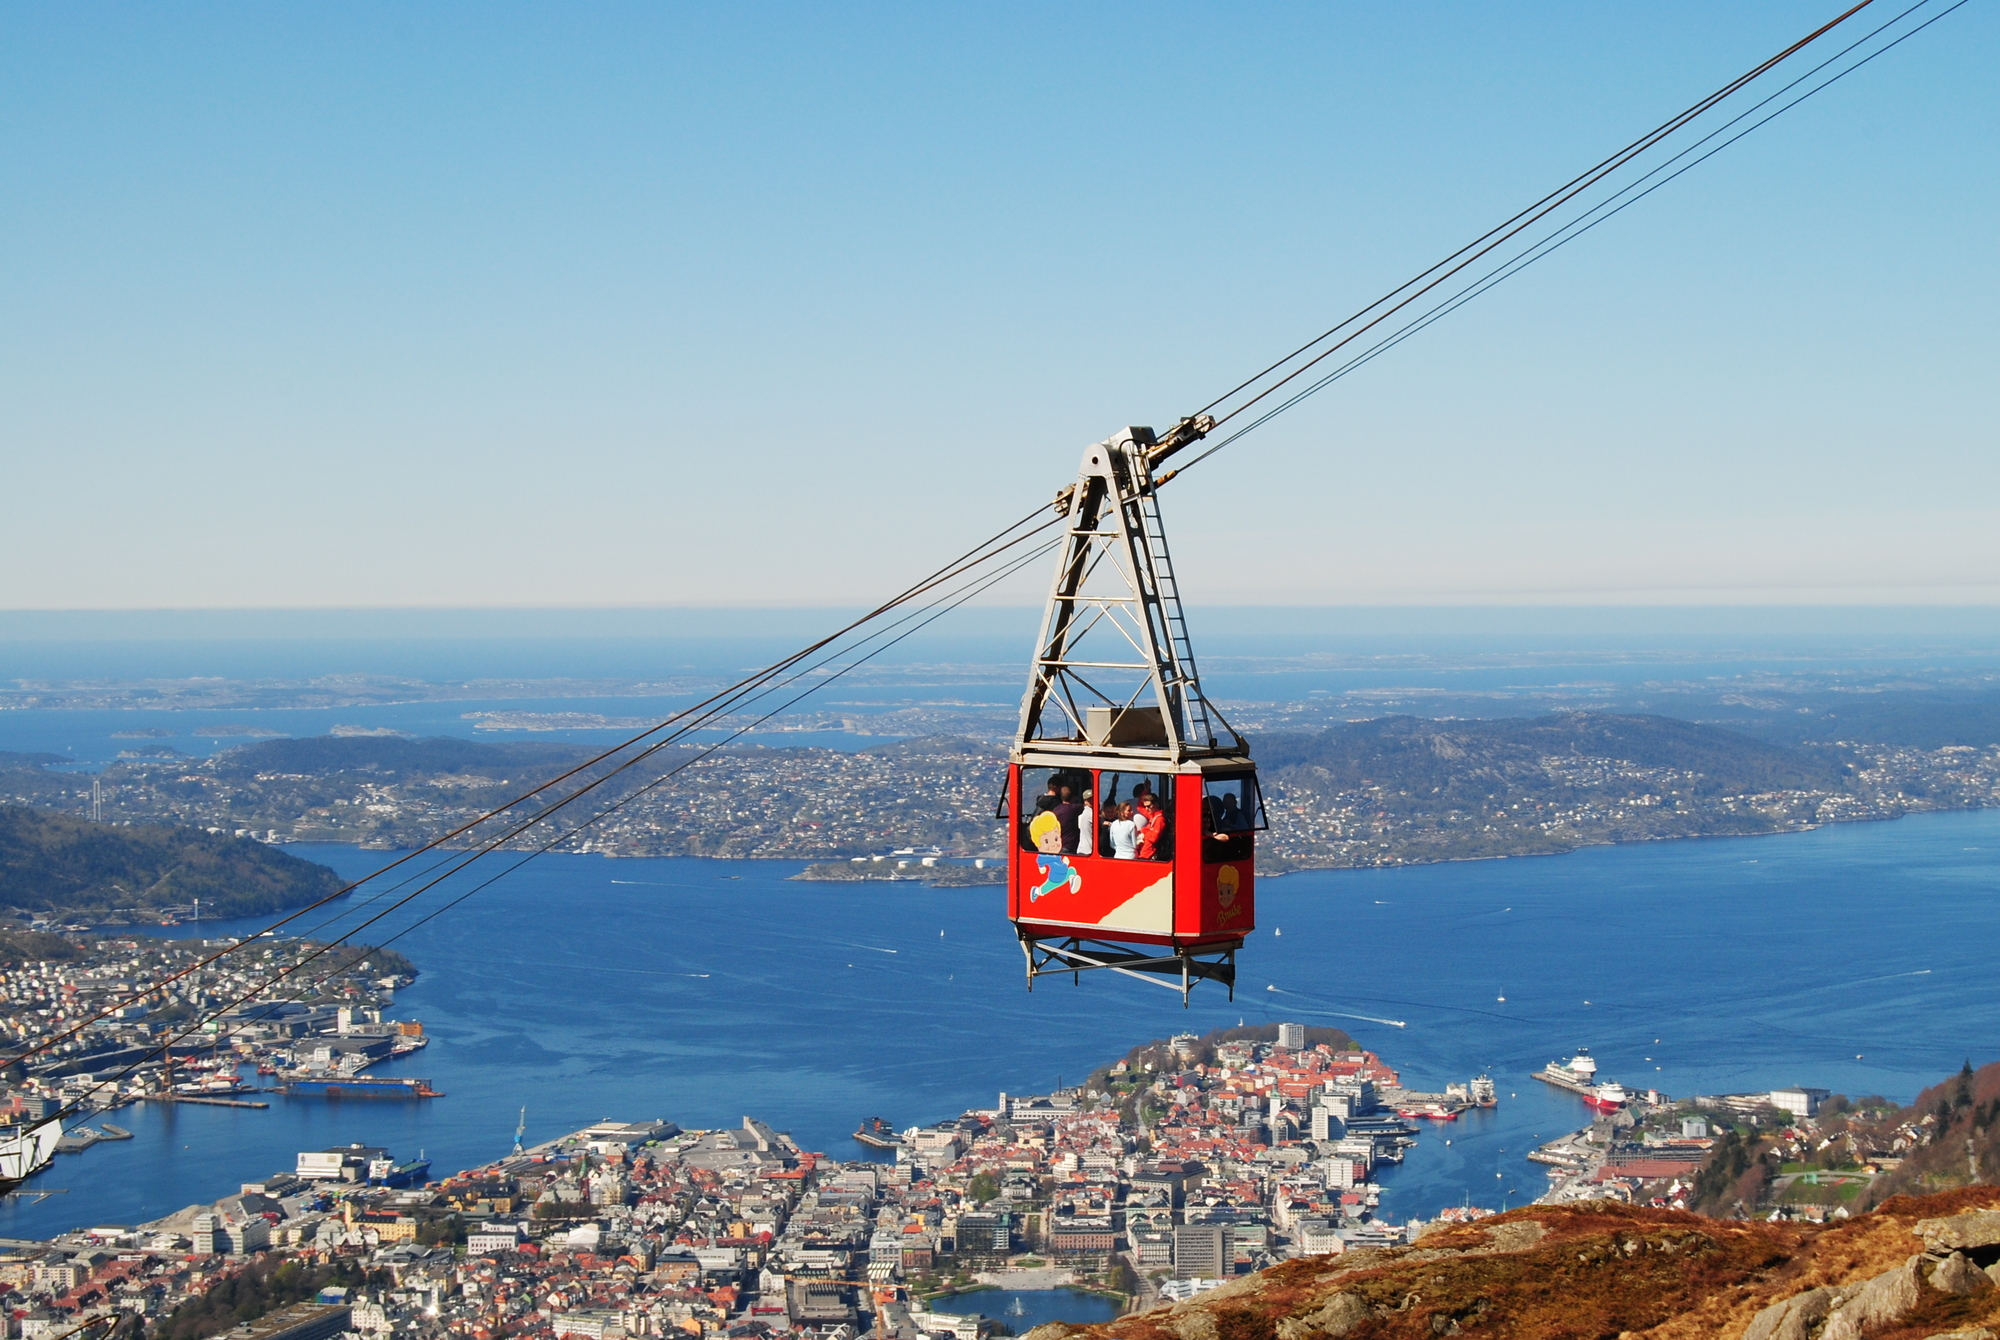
[
  {"xmin": 1822, "ymin": 1255, "xmax": 1925, "ymax": 1340},
  {"xmin": 1917, "ymin": 1210, "xmax": 2000, "ymax": 1254},
  {"xmin": 1932, "ymin": 1250, "xmax": 1993, "ymax": 1295},
  {"xmin": 1276, "ymin": 1292, "xmax": 1374, "ymax": 1339},
  {"xmin": 1741, "ymin": 1286, "xmax": 1843, "ymax": 1340}
]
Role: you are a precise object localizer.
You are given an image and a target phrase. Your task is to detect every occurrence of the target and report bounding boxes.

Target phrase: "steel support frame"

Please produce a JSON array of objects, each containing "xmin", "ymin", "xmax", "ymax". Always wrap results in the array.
[
  {"xmin": 1015, "ymin": 427, "xmax": 1231, "ymax": 759},
  {"xmin": 1019, "ymin": 932, "xmax": 1239, "ymax": 1007}
]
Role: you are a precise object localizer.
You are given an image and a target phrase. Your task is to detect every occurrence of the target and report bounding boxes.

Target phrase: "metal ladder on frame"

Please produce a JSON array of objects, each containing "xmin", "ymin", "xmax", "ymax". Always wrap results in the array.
[{"xmin": 1134, "ymin": 485, "xmax": 1219, "ymax": 750}]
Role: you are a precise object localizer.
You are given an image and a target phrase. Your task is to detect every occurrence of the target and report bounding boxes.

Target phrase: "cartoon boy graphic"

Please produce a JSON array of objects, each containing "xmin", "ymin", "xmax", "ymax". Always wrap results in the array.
[
  {"xmin": 1215, "ymin": 864, "xmax": 1241, "ymax": 925},
  {"xmin": 1028, "ymin": 811, "xmax": 1083, "ymax": 902}
]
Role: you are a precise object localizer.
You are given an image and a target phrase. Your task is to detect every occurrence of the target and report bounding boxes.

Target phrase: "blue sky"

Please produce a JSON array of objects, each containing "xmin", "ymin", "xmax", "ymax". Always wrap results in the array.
[{"xmin": 3, "ymin": 2, "xmax": 1994, "ymax": 610}]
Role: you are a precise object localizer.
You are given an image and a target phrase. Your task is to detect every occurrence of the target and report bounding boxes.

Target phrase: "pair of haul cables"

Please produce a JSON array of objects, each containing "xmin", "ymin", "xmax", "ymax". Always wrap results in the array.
[
  {"xmin": 1168, "ymin": 0, "xmax": 1968, "ymax": 478},
  {"xmin": 26, "ymin": 518, "xmax": 1075, "ymax": 1122},
  {"xmin": 4, "ymin": 0, "xmax": 1972, "ymax": 1115}
]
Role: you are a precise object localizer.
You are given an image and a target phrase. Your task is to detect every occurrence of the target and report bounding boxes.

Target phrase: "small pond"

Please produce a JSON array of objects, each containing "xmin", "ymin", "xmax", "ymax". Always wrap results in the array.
[{"xmin": 929, "ymin": 1288, "xmax": 1124, "ymax": 1331}]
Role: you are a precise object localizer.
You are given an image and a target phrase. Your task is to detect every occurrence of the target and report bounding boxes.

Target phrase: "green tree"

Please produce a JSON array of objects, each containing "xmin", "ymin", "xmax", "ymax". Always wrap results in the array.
[
  {"xmin": 967, "ymin": 1172, "xmax": 998, "ymax": 1204},
  {"xmin": 416, "ymin": 1213, "xmax": 465, "ymax": 1247},
  {"xmin": 1691, "ymin": 1129, "xmax": 1753, "ymax": 1215},
  {"xmin": 146, "ymin": 1256, "xmax": 391, "ymax": 1340}
]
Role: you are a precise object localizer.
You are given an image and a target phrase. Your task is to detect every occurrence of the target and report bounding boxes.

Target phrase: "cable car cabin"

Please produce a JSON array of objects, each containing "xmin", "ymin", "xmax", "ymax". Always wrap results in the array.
[
  {"xmin": 1006, "ymin": 421, "xmax": 1260, "ymax": 1003},
  {"xmin": 1006, "ymin": 747, "xmax": 1263, "ymax": 1000}
]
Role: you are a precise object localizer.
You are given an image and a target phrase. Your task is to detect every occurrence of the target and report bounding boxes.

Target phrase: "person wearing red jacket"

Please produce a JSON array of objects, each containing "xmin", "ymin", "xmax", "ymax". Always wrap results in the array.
[{"xmin": 1134, "ymin": 792, "xmax": 1168, "ymax": 860}]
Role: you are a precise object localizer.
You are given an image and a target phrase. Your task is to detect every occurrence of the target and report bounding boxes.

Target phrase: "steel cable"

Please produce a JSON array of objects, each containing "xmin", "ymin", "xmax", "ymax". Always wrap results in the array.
[
  {"xmin": 44, "ymin": 531, "xmax": 1068, "ymax": 1122},
  {"xmin": 1168, "ymin": 0, "xmax": 1963, "ymax": 478},
  {"xmin": 7, "ymin": 0, "xmax": 1967, "ymax": 1138},
  {"xmin": 3, "ymin": 504, "xmax": 1063, "ymax": 1076},
  {"xmin": 1190, "ymin": 0, "xmax": 1922, "ymax": 438}
]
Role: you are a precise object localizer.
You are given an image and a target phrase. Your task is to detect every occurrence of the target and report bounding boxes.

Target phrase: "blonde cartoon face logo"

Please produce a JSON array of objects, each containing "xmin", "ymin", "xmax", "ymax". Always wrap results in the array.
[
  {"xmin": 1028, "ymin": 811, "xmax": 1082, "ymax": 902},
  {"xmin": 1215, "ymin": 864, "xmax": 1241, "ymax": 923}
]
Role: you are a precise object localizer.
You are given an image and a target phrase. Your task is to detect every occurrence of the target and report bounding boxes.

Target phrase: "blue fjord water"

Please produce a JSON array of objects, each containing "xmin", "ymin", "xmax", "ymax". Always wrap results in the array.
[{"xmin": 4, "ymin": 809, "xmax": 1998, "ymax": 1242}]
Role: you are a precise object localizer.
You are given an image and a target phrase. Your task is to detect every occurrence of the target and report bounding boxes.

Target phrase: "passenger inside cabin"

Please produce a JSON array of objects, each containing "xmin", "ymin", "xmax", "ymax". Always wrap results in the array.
[
  {"xmin": 1108, "ymin": 802, "xmax": 1139, "ymax": 859},
  {"xmin": 1033, "ymin": 778, "xmax": 1061, "ymax": 815},
  {"xmin": 1205, "ymin": 791, "xmax": 1251, "ymax": 839},
  {"xmin": 1053, "ymin": 784, "xmax": 1084, "ymax": 854},
  {"xmin": 1135, "ymin": 792, "xmax": 1168, "ymax": 860},
  {"xmin": 1076, "ymin": 790, "xmax": 1094, "ymax": 857},
  {"xmin": 1201, "ymin": 779, "xmax": 1258, "ymax": 862}
]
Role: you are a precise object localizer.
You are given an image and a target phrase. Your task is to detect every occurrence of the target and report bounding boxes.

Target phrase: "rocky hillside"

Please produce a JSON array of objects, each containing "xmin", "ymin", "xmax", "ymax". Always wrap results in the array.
[{"xmin": 1030, "ymin": 1188, "xmax": 2000, "ymax": 1340}]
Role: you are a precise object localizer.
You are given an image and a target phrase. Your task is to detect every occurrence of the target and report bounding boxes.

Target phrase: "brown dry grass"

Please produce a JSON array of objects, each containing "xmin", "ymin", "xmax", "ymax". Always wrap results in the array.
[{"xmin": 1044, "ymin": 1186, "xmax": 2000, "ymax": 1340}]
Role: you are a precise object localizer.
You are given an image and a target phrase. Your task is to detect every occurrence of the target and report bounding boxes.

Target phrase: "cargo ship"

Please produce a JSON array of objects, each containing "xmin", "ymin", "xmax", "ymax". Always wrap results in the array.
[
  {"xmin": 367, "ymin": 1154, "xmax": 433, "ymax": 1187},
  {"xmin": 281, "ymin": 1076, "xmax": 442, "ymax": 1100}
]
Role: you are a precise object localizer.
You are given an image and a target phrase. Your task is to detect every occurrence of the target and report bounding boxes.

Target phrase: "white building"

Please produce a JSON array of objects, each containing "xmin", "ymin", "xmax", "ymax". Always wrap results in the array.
[
  {"xmin": 551, "ymin": 1310, "xmax": 621, "ymax": 1340},
  {"xmin": 909, "ymin": 1312, "xmax": 982, "ymax": 1340},
  {"xmin": 1159, "ymin": 1279, "xmax": 1223, "ymax": 1303},
  {"xmin": 1295, "ymin": 1220, "xmax": 1344, "ymax": 1255},
  {"xmin": 466, "ymin": 1223, "xmax": 524, "ymax": 1256},
  {"xmin": 1769, "ymin": 1088, "xmax": 1831, "ymax": 1120}
]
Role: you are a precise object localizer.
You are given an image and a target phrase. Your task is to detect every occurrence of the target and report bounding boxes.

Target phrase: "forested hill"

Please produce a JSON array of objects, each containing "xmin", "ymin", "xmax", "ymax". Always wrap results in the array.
[
  {"xmin": 0, "ymin": 806, "xmax": 346, "ymax": 922},
  {"xmin": 1255, "ymin": 712, "xmax": 1849, "ymax": 796},
  {"xmin": 212, "ymin": 735, "xmax": 592, "ymax": 781},
  {"xmin": 1249, "ymin": 711, "xmax": 1913, "ymax": 869}
]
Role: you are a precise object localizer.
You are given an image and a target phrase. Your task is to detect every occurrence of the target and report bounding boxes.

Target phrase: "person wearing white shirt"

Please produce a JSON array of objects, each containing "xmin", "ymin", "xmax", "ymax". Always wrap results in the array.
[{"xmin": 1107, "ymin": 802, "xmax": 1139, "ymax": 859}]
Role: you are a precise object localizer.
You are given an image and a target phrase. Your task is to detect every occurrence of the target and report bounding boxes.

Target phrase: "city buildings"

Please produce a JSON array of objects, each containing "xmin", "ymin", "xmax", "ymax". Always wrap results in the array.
[{"xmin": 0, "ymin": 1030, "xmax": 1438, "ymax": 1340}]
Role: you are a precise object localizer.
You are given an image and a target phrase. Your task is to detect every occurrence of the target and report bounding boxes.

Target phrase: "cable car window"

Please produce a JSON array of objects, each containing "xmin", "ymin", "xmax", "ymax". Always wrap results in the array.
[
  {"xmin": 1018, "ymin": 767, "xmax": 1094, "ymax": 855},
  {"xmin": 1098, "ymin": 772, "xmax": 1173, "ymax": 861},
  {"xmin": 1202, "ymin": 773, "xmax": 1267, "ymax": 833}
]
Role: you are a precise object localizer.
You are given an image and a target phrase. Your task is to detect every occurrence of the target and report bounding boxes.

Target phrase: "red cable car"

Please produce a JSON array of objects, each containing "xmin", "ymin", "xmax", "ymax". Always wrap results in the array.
[{"xmin": 1006, "ymin": 421, "xmax": 1264, "ymax": 1003}]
